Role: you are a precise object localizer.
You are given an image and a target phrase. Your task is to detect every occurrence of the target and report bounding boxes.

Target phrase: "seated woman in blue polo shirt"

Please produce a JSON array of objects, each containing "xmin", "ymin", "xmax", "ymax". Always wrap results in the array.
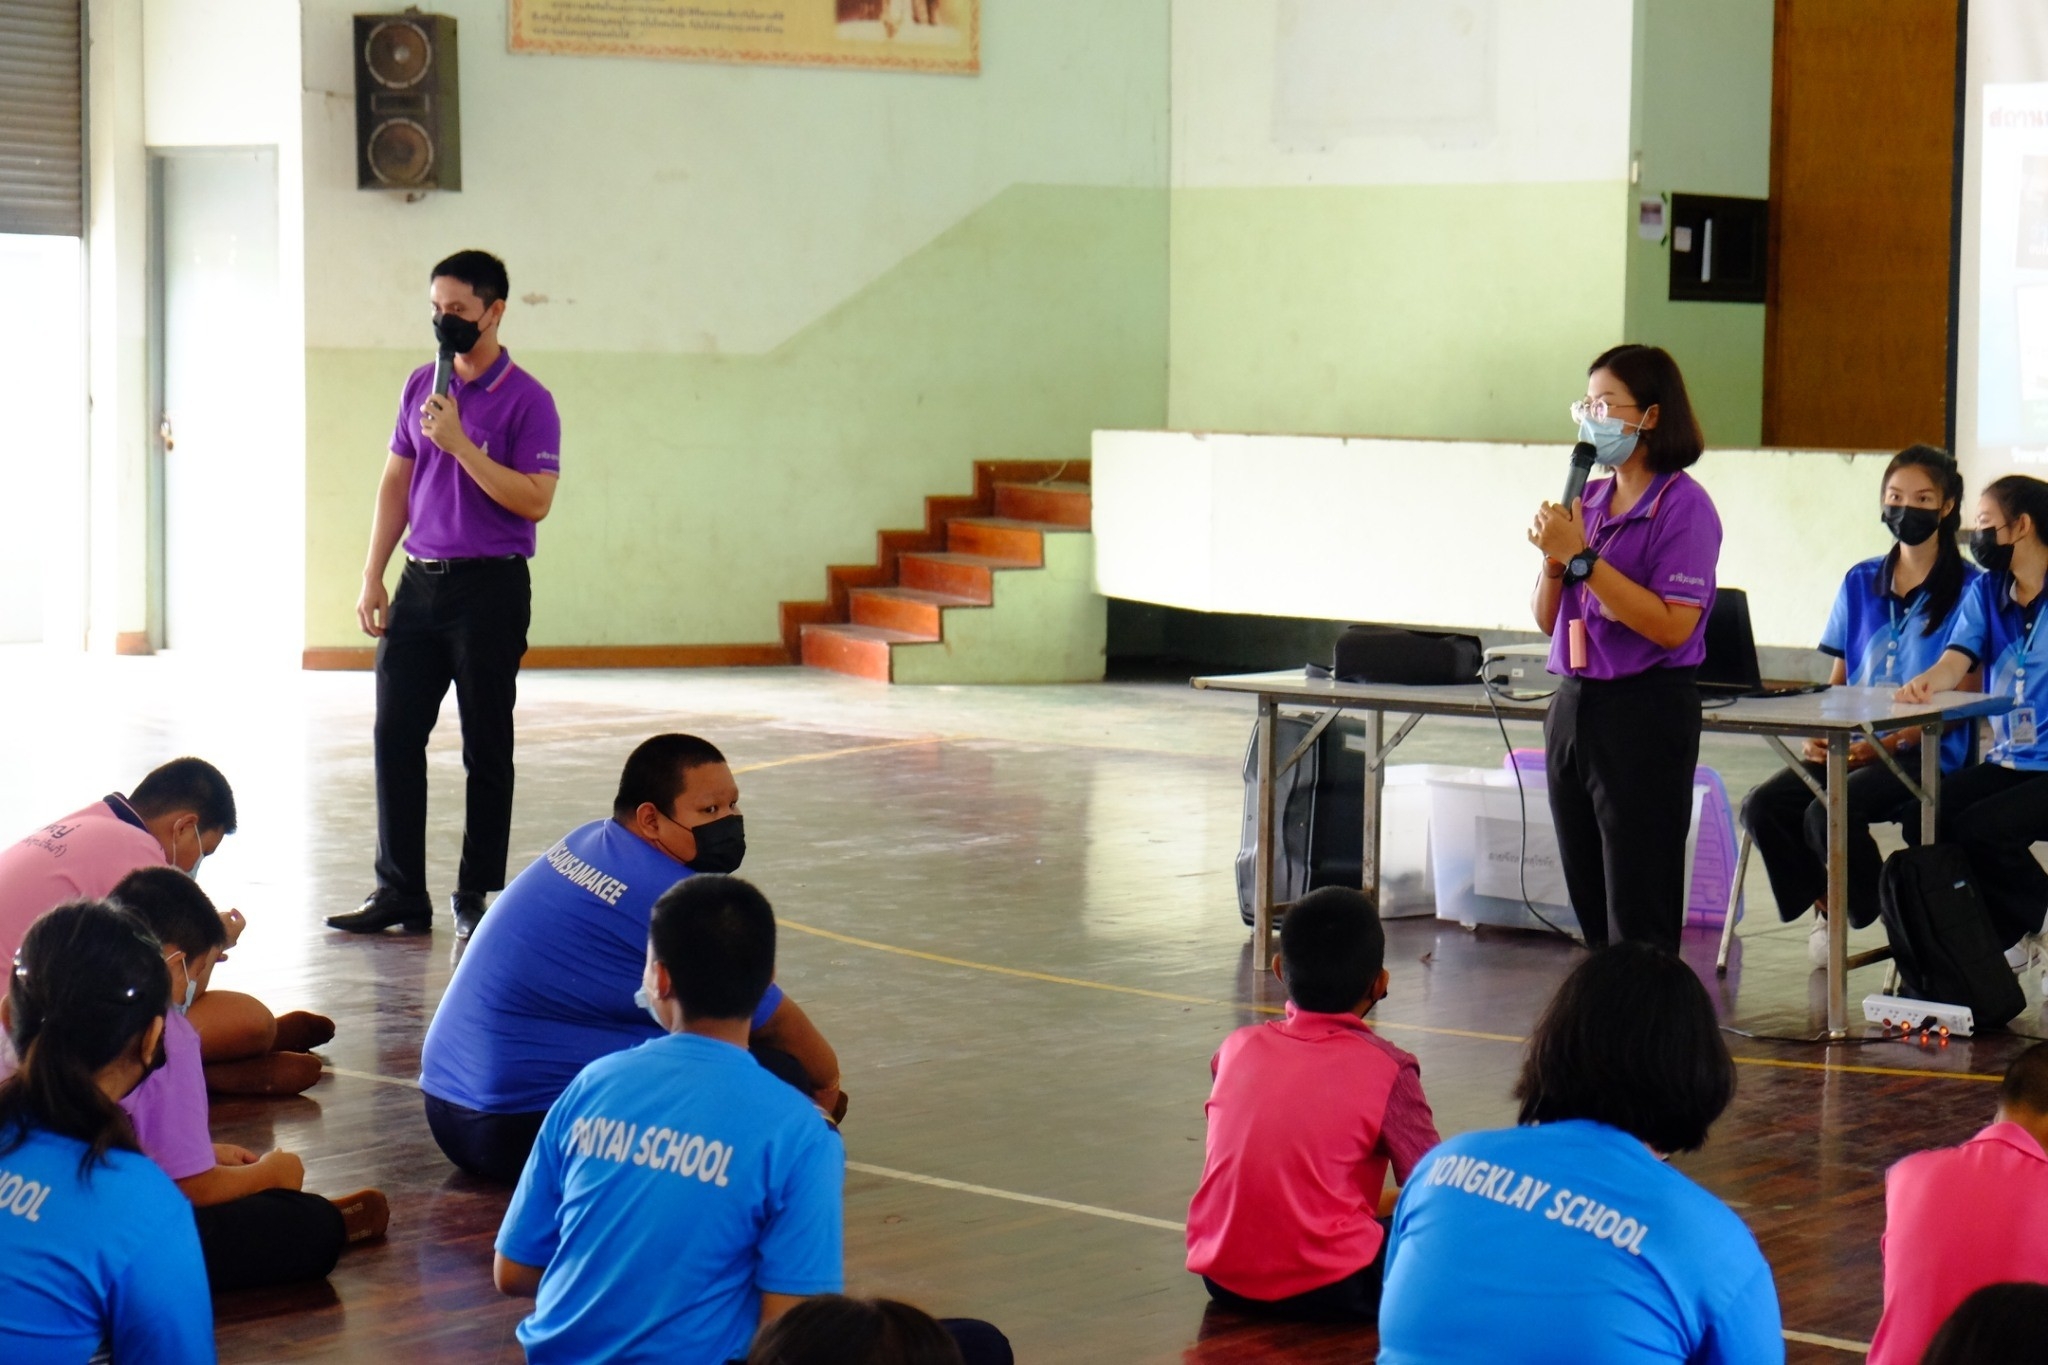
[
  {"xmin": 1900, "ymin": 473, "xmax": 2048, "ymax": 955},
  {"xmin": 1376, "ymin": 943, "xmax": 1783, "ymax": 1365},
  {"xmin": 0, "ymin": 901, "xmax": 214, "ymax": 1363},
  {"xmin": 1743, "ymin": 445, "xmax": 1979, "ymax": 963}
]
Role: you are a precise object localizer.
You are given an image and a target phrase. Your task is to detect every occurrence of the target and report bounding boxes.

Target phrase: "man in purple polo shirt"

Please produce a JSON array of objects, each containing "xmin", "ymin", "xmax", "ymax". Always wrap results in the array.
[{"xmin": 330, "ymin": 250, "xmax": 561, "ymax": 941}]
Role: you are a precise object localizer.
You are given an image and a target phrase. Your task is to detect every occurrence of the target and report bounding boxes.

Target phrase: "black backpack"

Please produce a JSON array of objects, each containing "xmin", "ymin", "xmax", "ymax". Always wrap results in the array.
[{"xmin": 1877, "ymin": 846, "xmax": 2026, "ymax": 1030}]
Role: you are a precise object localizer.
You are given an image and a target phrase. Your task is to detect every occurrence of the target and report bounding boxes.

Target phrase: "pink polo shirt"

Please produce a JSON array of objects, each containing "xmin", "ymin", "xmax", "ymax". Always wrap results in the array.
[
  {"xmin": 0, "ymin": 797, "xmax": 167, "ymax": 966},
  {"xmin": 1186, "ymin": 1003, "xmax": 1441, "ymax": 1301},
  {"xmin": 1870, "ymin": 1120, "xmax": 2048, "ymax": 1365}
]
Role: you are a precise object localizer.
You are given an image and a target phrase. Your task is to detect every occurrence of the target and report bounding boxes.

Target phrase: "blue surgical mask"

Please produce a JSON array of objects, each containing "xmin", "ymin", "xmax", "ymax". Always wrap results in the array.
[
  {"xmin": 1578, "ymin": 414, "xmax": 1640, "ymax": 468},
  {"xmin": 165, "ymin": 953, "xmax": 198, "ymax": 1014},
  {"xmin": 632, "ymin": 986, "xmax": 669, "ymax": 1033}
]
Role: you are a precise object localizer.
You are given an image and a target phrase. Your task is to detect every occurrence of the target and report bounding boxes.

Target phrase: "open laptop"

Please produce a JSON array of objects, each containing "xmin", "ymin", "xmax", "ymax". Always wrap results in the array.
[{"xmin": 1697, "ymin": 588, "xmax": 1831, "ymax": 701}]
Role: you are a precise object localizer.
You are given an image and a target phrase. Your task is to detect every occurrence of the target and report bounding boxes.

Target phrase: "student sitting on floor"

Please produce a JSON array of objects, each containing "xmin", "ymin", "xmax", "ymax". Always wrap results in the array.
[
  {"xmin": 1185, "ymin": 886, "xmax": 1441, "ymax": 1323},
  {"xmin": 1740, "ymin": 445, "xmax": 1978, "ymax": 966},
  {"xmin": 0, "ymin": 757, "xmax": 335, "ymax": 1096},
  {"xmin": 1376, "ymin": 942, "xmax": 1783, "ymax": 1365},
  {"xmin": 107, "ymin": 868, "xmax": 389, "ymax": 1291},
  {"xmin": 1918, "ymin": 1282, "xmax": 2048, "ymax": 1365},
  {"xmin": 421, "ymin": 734, "xmax": 842, "ymax": 1184},
  {"xmin": 0, "ymin": 901, "xmax": 214, "ymax": 1362},
  {"xmin": 1867, "ymin": 1042, "xmax": 2048, "ymax": 1365},
  {"xmin": 748, "ymin": 1295, "xmax": 1014, "ymax": 1365},
  {"xmin": 494, "ymin": 874, "xmax": 844, "ymax": 1364}
]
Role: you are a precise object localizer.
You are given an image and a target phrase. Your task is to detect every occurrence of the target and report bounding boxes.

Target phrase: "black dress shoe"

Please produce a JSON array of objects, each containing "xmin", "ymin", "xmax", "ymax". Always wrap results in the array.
[
  {"xmin": 452, "ymin": 891, "xmax": 488, "ymax": 941},
  {"xmin": 327, "ymin": 888, "xmax": 432, "ymax": 934}
]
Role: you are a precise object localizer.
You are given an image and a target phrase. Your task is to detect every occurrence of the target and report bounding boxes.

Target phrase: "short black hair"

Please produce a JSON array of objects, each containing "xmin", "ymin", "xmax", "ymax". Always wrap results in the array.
[
  {"xmin": 1589, "ymin": 344, "xmax": 1705, "ymax": 473},
  {"xmin": 129, "ymin": 758, "xmax": 236, "ymax": 835},
  {"xmin": 1279, "ymin": 886, "xmax": 1385, "ymax": 1013},
  {"xmin": 430, "ymin": 249, "xmax": 509, "ymax": 307},
  {"xmin": 1514, "ymin": 942, "xmax": 1734, "ymax": 1154},
  {"xmin": 613, "ymin": 734, "xmax": 728, "ymax": 822},
  {"xmin": 107, "ymin": 867, "xmax": 227, "ymax": 955},
  {"xmin": 747, "ymin": 1295, "xmax": 966, "ymax": 1365},
  {"xmin": 649, "ymin": 875, "xmax": 775, "ymax": 1022},
  {"xmin": 2001, "ymin": 1041, "xmax": 2048, "ymax": 1115},
  {"xmin": 1921, "ymin": 1283, "xmax": 2048, "ymax": 1365}
]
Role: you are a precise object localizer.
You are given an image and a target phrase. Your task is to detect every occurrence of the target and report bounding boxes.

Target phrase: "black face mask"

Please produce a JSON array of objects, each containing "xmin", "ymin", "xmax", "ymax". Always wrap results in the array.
[
  {"xmin": 1882, "ymin": 505, "xmax": 1941, "ymax": 547},
  {"xmin": 683, "ymin": 813, "xmax": 746, "ymax": 875},
  {"xmin": 433, "ymin": 311, "xmax": 484, "ymax": 356},
  {"xmin": 1971, "ymin": 528, "xmax": 2016, "ymax": 574}
]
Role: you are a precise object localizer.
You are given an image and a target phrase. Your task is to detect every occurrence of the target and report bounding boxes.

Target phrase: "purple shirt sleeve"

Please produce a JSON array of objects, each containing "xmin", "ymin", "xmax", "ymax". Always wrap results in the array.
[
  {"xmin": 504, "ymin": 388, "xmax": 562, "ymax": 477},
  {"xmin": 120, "ymin": 1013, "xmax": 216, "ymax": 1182},
  {"xmin": 390, "ymin": 368, "xmax": 425, "ymax": 460},
  {"xmin": 1644, "ymin": 483, "xmax": 1721, "ymax": 608}
]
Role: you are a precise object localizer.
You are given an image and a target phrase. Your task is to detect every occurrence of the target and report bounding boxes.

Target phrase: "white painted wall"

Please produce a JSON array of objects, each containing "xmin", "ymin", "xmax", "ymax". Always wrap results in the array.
[
  {"xmin": 1092, "ymin": 429, "xmax": 1893, "ymax": 650},
  {"xmin": 296, "ymin": 0, "xmax": 1170, "ymax": 355},
  {"xmin": 1170, "ymin": 0, "xmax": 1632, "ymax": 188}
]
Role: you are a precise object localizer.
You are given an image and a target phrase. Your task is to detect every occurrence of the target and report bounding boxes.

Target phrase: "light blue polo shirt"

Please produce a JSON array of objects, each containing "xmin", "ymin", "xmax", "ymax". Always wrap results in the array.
[
  {"xmin": 1378, "ymin": 1120, "xmax": 1782, "ymax": 1365},
  {"xmin": 1944, "ymin": 572, "xmax": 2048, "ymax": 770},
  {"xmin": 498, "ymin": 1032, "xmax": 844, "ymax": 1365},
  {"xmin": 0, "ymin": 1128, "xmax": 215, "ymax": 1363},
  {"xmin": 1821, "ymin": 555, "xmax": 1982, "ymax": 771}
]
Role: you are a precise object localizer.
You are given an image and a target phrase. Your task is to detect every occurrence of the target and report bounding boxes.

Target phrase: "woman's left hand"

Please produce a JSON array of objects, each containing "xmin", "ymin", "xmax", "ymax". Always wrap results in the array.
[{"xmin": 1529, "ymin": 499, "xmax": 1588, "ymax": 563}]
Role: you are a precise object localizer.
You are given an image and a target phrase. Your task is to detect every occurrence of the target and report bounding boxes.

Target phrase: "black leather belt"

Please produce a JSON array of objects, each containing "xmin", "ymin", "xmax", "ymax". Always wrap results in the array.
[{"xmin": 408, "ymin": 555, "xmax": 524, "ymax": 575}]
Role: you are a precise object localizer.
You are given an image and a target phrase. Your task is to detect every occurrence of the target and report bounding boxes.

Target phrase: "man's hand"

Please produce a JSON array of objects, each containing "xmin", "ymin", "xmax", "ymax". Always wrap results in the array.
[
  {"xmin": 357, "ymin": 576, "xmax": 390, "ymax": 638},
  {"xmin": 420, "ymin": 391, "xmax": 473, "ymax": 458},
  {"xmin": 219, "ymin": 909, "xmax": 246, "ymax": 949},
  {"xmin": 213, "ymin": 1143, "xmax": 258, "ymax": 1166},
  {"xmin": 256, "ymin": 1149, "xmax": 306, "ymax": 1192}
]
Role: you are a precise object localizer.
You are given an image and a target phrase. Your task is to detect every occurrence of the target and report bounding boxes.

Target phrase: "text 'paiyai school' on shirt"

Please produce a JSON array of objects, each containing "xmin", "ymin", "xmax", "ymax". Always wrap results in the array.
[
  {"xmin": 566, "ymin": 1115, "xmax": 737, "ymax": 1187},
  {"xmin": 1420, "ymin": 1151, "xmax": 1651, "ymax": 1256}
]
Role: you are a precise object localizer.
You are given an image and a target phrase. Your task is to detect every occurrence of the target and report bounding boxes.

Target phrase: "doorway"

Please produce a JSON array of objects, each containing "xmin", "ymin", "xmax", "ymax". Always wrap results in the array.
[{"xmin": 150, "ymin": 147, "xmax": 284, "ymax": 652}]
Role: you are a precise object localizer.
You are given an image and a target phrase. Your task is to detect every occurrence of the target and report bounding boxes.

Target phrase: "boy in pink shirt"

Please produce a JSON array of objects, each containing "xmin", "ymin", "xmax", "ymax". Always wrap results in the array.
[
  {"xmin": 0, "ymin": 758, "xmax": 333, "ymax": 1095},
  {"xmin": 1186, "ymin": 886, "xmax": 1440, "ymax": 1321},
  {"xmin": 1869, "ymin": 1042, "xmax": 2048, "ymax": 1365}
]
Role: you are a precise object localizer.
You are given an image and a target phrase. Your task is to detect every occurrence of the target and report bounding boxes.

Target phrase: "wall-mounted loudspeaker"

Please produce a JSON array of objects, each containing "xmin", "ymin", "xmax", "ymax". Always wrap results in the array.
[{"xmin": 354, "ymin": 13, "xmax": 461, "ymax": 192}]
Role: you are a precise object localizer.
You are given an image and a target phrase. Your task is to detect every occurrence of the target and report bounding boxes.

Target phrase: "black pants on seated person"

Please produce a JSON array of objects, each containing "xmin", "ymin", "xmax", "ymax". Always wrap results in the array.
[
  {"xmin": 426, "ymin": 1043, "xmax": 818, "ymax": 1184},
  {"xmin": 1202, "ymin": 1221, "xmax": 1389, "ymax": 1324},
  {"xmin": 195, "ymin": 1188, "xmax": 347, "ymax": 1292}
]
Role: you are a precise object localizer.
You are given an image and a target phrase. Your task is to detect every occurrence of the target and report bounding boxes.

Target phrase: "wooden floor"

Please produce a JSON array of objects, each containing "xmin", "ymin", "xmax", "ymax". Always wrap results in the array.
[{"xmin": 0, "ymin": 654, "xmax": 2036, "ymax": 1363}]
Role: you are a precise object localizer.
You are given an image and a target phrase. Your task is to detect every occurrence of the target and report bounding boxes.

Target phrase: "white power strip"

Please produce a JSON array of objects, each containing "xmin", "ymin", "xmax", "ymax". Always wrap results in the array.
[{"xmin": 1863, "ymin": 993, "xmax": 1976, "ymax": 1038}]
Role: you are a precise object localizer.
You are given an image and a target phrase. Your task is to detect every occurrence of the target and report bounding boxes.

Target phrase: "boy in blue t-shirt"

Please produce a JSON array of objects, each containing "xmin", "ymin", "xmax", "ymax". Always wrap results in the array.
[{"xmin": 495, "ymin": 874, "xmax": 844, "ymax": 1365}]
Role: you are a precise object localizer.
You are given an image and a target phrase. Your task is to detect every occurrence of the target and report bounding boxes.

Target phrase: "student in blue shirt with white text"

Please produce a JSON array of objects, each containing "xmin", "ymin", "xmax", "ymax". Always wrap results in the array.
[
  {"xmin": 1900, "ymin": 474, "xmax": 2048, "ymax": 953},
  {"xmin": 1742, "ymin": 446, "xmax": 1979, "ymax": 963},
  {"xmin": 495, "ymin": 874, "xmax": 844, "ymax": 1365},
  {"xmin": 1376, "ymin": 943, "xmax": 1783, "ymax": 1365},
  {"xmin": 0, "ymin": 901, "xmax": 215, "ymax": 1364}
]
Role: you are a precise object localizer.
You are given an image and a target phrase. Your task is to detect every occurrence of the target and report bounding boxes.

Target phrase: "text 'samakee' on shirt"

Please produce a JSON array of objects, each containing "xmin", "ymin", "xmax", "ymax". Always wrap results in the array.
[{"xmin": 390, "ymin": 347, "xmax": 561, "ymax": 561}]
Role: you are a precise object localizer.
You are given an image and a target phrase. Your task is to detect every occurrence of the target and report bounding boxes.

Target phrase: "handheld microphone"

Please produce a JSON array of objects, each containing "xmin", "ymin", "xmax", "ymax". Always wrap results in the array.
[
  {"xmin": 432, "ymin": 350, "xmax": 456, "ymax": 398},
  {"xmin": 1560, "ymin": 440, "xmax": 1597, "ymax": 508}
]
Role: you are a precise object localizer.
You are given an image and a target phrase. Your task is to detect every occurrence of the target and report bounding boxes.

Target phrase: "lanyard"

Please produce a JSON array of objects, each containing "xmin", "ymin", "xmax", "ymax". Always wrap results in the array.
[{"xmin": 2012, "ymin": 600, "xmax": 2045, "ymax": 699}]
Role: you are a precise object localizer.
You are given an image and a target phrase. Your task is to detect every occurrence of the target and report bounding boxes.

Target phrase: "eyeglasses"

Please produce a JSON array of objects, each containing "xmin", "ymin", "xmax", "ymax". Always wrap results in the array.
[{"xmin": 1570, "ymin": 398, "xmax": 1643, "ymax": 424}]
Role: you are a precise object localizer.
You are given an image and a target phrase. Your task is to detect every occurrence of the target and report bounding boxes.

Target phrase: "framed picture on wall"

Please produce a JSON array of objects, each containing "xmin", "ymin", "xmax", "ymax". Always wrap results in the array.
[{"xmin": 509, "ymin": 0, "xmax": 980, "ymax": 75}]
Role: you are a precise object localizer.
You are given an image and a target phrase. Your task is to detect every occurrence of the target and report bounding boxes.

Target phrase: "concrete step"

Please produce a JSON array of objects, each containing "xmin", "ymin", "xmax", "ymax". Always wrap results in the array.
[
  {"xmin": 994, "ymin": 480, "xmax": 1091, "ymax": 529},
  {"xmin": 848, "ymin": 586, "xmax": 983, "ymax": 636}
]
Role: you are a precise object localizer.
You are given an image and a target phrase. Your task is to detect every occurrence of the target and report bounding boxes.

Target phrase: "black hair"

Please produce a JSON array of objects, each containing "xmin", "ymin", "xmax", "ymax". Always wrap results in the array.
[
  {"xmin": 649, "ymin": 875, "xmax": 775, "ymax": 1022},
  {"xmin": 1514, "ymin": 942, "xmax": 1735, "ymax": 1154},
  {"xmin": 129, "ymin": 757, "xmax": 236, "ymax": 834},
  {"xmin": 748, "ymin": 1295, "xmax": 966, "ymax": 1365},
  {"xmin": 1881, "ymin": 445, "xmax": 1968, "ymax": 636},
  {"xmin": 1920, "ymin": 1282, "xmax": 2048, "ymax": 1365},
  {"xmin": 1588, "ymin": 344, "xmax": 1705, "ymax": 474},
  {"xmin": 430, "ymin": 249, "xmax": 509, "ymax": 307},
  {"xmin": 1278, "ymin": 886, "xmax": 1386, "ymax": 1013},
  {"xmin": 107, "ymin": 866, "xmax": 228, "ymax": 956},
  {"xmin": 1999, "ymin": 1041, "xmax": 2048, "ymax": 1115},
  {"xmin": 613, "ymin": 734, "xmax": 729, "ymax": 822},
  {"xmin": 1982, "ymin": 474, "xmax": 2048, "ymax": 549},
  {"xmin": 0, "ymin": 902, "xmax": 169, "ymax": 1177}
]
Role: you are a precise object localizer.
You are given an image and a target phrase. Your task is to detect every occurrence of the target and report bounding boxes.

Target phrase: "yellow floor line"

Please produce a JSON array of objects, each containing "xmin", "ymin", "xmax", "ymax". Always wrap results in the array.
[
  {"xmin": 733, "ymin": 738, "xmax": 944, "ymax": 775},
  {"xmin": 777, "ymin": 920, "xmax": 2003, "ymax": 1084},
  {"xmin": 1783, "ymin": 1329, "xmax": 1870, "ymax": 1355}
]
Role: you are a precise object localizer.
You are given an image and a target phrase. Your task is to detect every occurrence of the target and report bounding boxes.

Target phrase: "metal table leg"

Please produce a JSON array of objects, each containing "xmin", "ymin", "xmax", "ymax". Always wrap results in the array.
[
  {"xmin": 1361, "ymin": 710, "xmax": 1385, "ymax": 909},
  {"xmin": 1253, "ymin": 695, "xmax": 1278, "ymax": 971},
  {"xmin": 1715, "ymin": 828, "xmax": 1750, "ymax": 976},
  {"xmin": 1826, "ymin": 732, "xmax": 1851, "ymax": 1039}
]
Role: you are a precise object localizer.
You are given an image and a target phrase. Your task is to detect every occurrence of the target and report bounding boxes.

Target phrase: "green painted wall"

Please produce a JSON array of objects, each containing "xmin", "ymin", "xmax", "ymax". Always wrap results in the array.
[
  {"xmin": 1165, "ymin": 183, "xmax": 1629, "ymax": 441},
  {"xmin": 305, "ymin": 186, "xmax": 1167, "ymax": 649},
  {"xmin": 1623, "ymin": 0, "xmax": 1775, "ymax": 447}
]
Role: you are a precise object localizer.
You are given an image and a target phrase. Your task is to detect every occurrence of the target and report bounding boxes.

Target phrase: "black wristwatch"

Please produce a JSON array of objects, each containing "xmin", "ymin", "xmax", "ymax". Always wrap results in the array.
[{"xmin": 1563, "ymin": 548, "xmax": 1600, "ymax": 585}]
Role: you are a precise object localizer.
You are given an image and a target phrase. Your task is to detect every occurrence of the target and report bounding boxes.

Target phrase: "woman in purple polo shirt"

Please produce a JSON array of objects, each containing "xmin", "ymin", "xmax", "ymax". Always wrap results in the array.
[{"xmin": 1529, "ymin": 345, "xmax": 1721, "ymax": 951}]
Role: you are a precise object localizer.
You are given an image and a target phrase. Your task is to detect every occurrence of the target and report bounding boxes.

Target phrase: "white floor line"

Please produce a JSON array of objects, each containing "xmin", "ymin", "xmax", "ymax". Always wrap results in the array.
[{"xmin": 326, "ymin": 1072, "xmax": 1873, "ymax": 1354}]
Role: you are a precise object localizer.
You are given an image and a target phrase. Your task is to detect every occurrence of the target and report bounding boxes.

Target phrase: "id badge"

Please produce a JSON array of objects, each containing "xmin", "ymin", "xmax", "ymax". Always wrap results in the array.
[{"xmin": 2015, "ymin": 707, "xmax": 2039, "ymax": 749}]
